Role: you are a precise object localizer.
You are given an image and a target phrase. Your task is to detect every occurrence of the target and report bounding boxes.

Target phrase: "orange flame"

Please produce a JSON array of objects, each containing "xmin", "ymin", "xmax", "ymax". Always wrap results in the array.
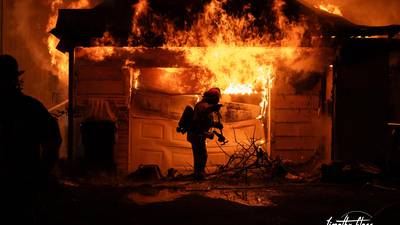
[
  {"xmin": 128, "ymin": 0, "xmax": 149, "ymax": 45},
  {"xmin": 75, "ymin": 46, "xmax": 115, "ymax": 62},
  {"xmin": 315, "ymin": 3, "xmax": 343, "ymax": 16},
  {"xmin": 93, "ymin": 31, "xmax": 116, "ymax": 46},
  {"xmin": 76, "ymin": 0, "xmax": 308, "ymax": 119},
  {"xmin": 163, "ymin": 0, "xmax": 306, "ymax": 118}
]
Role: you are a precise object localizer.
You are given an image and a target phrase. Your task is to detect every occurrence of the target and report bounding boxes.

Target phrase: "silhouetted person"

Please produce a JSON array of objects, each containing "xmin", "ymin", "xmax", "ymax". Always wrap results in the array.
[
  {"xmin": 0, "ymin": 55, "xmax": 62, "ymax": 224},
  {"xmin": 188, "ymin": 88, "xmax": 223, "ymax": 180}
]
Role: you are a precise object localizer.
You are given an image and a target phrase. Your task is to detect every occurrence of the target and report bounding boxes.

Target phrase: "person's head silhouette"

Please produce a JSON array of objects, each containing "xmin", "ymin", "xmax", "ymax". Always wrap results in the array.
[
  {"xmin": 203, "ymin": 87, "xmax": 221, "ymax": 104},
  {"xmin": 0, "ymin": 54, "xmax": 24, "ymax": 92}
]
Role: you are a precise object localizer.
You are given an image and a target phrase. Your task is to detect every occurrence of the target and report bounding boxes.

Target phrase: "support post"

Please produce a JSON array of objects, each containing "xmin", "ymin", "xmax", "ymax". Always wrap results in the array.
[{"xmin": 68, "ymin": 48, "xmax": 75, "ymax": 164}]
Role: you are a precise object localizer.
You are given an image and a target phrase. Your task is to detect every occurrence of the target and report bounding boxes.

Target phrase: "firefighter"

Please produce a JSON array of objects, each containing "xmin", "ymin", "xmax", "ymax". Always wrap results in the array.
[
  {"xmin": 188, "ymin": 87, "xmax": 223, "ymax": 180},
  {"xmin": 0, "ymin": 54, "xmax": 62, "ymax": 224}
]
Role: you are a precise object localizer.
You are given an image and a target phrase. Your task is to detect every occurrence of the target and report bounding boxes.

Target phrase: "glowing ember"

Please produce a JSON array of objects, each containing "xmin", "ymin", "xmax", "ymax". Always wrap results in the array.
[{"xmin": 315, "ymin": 3, "xmax": 343, "ymax": 16}]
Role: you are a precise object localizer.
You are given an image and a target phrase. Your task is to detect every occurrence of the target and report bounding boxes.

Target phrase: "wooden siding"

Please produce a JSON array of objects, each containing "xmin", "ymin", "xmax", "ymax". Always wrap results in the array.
[{"xmin": 270, "ymin": 73, "xmax": 329, "ymax": 162}]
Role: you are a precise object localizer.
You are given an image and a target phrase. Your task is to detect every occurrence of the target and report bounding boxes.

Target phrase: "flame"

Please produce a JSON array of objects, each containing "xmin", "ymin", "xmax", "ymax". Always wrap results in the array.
[
  {"xmin": 124, "ymin": 59, "xmax": 140, "ymax": 90},
  {"xmin": 123, "ymin": 59, "xmax": 140, "ymax": 106},
  {"xmin": 182, "ymin": 47, "xmax": 277, "ymax": 95},
  {"xmin": 224, "ymin": 83, "xmax": 254, "ymax": 95},
  {"xmin": 46, "ymin": 0, "xmax": 96, "ymax": 83},
  {"xmin": 315, "ymin": 3, "xmax": 343, "ymax": 16},
  {"xmin": 76, "ymin": 46, "xmax": 115, "ymax": 61},
  {"xmin": 162, "ymin": 0, "xmax": 306, "ymax": 118},
  {"xmin": 93, "ymin": 31, "xmax": 116, "ymax": 46},
  {"xmin": 183, "ymin": 47, "xmax": 278, "ymax": 118},
  {"xmin": 128, "ymin": 0, "xmax": 149, "ymax": 45},
  {"xmin": 75, "ymin": 0, "xmax": 308, "ymax": 119}
]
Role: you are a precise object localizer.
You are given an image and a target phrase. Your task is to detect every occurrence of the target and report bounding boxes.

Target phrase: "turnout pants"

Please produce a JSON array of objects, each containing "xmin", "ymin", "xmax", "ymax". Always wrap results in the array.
[{"xmin": 188, "ymin": 134, "xmax": 208, "ymax": 177}]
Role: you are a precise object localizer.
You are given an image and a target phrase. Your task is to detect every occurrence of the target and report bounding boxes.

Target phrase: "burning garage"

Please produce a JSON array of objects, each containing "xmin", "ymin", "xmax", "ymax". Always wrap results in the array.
[
  {"xmin": 46, "ymin": 0, "xmax": 400, "ymax": 176},
  {"xmin": 3, "ymin": 0, "xmax": 400, "ymax": 224}
]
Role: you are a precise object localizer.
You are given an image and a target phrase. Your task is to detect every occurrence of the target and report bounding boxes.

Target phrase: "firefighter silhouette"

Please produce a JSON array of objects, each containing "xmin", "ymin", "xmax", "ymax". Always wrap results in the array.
[
  {"xmin": 0, "ymin": 54, "xmax": 62, "ymax": 224},
  {"xmin": 186, "ymin": 88, "xmax": 224, "ymax": 180}
]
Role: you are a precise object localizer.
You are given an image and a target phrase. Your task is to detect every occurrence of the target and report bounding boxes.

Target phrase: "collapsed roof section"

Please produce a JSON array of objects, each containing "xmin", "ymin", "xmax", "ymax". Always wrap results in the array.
[{"xmin": 51, "ymin": 0, "xmax": 400, "ymax": 52}]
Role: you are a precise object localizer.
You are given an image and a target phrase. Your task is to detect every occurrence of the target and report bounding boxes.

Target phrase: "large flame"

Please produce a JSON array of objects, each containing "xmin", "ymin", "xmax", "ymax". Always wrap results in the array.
[
  {"xmin": 46, "ymin": 0, "xmax": 96, "ymax": 83},
  {"xmin": 315, "ymin": 3, "xmax": 343, "ymax": 16},
  {"xmin": 163, "ymin": 0, "xmax": 306, "ymax": 118},
  {"xmin": 73, "ymin": 0, "xmax": 309, "ymax": 119}
]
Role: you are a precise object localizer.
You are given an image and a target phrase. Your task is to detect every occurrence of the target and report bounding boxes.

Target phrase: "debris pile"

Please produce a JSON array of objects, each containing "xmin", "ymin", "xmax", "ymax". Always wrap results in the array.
[{"xmin": 196, "ymin": 128, "xmax": 321, "ymax": 184}]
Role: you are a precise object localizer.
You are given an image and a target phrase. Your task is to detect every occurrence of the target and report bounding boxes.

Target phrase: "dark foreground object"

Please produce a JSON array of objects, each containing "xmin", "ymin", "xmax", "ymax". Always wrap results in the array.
[{"xmin": 36, "ymin": 182, "xmax": 400, "ymax": 225}]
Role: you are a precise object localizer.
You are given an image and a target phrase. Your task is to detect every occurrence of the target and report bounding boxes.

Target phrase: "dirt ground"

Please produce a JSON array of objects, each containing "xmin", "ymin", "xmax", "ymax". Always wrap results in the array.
[{"xmin": 35, "ymin": 179, "xmax": 400, "ymax": 225}]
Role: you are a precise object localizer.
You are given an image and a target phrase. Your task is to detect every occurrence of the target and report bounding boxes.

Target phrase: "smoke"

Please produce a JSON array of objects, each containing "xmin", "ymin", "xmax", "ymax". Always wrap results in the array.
[
  {"xmin": 4, "ymin": 0, "xmax": 99, "ymax": 106},
  {"xmin": 4, "ymin": 0, "xmax": 59, "ymax": 105},
  {"xmin": 303, "ymin": 0, "xmax": 400, "ymax": 26},
  {"xmin": 10, "ymin": 0, "xmax": 51, "ymax": 69}
]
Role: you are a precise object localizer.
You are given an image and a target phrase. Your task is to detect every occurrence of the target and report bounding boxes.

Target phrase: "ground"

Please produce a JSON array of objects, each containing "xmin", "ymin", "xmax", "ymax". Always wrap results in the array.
[{"xmin": 38, "ymin": 179, "xmax": 400, "ymax": 225}]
